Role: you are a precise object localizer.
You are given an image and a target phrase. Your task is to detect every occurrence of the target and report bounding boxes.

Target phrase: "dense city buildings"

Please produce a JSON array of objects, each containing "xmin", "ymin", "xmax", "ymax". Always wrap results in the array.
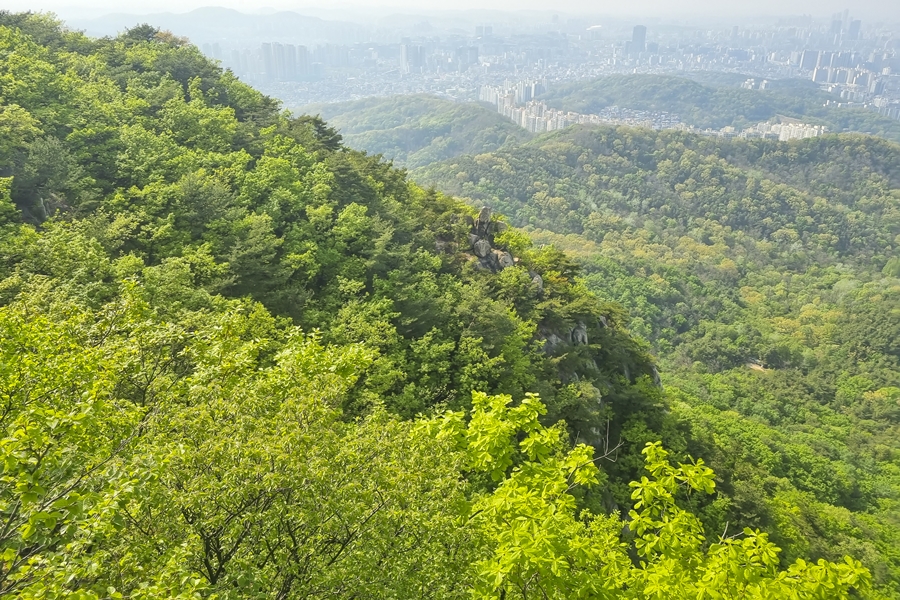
[
  {"xmin": 480, "ymin": 79, "xmax": 826, "ymax": 139},
  {"xmin": 71, "ymin": 7, "xmax": 900, "ymax": 122}
]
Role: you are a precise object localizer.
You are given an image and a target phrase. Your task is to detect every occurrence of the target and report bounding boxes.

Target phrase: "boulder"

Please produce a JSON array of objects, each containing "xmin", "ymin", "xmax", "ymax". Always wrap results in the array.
[
  {"xmin": 529, "ymin": 272, "xmax": 544, "ymax": 293},
  {"xmin": 479, "ymin": 252, "xmax": 501, "ymax": 272},
  {"xmin": 473, "ymin": 238, "xmax": 492, "ymax": 258},
  {"xmin": 475, "ymin": 206, "xmax": 492, "ymax": 236},
  {"xmin": 495, "ymin": 250, "xmax": 515, "ymax": 269}
]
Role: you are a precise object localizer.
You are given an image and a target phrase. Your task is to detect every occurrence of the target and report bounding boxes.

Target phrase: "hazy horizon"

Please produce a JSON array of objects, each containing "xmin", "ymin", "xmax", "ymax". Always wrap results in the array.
[{"xmin": 7, "ymin": 0, "xmax": 900, "ymax": 23}]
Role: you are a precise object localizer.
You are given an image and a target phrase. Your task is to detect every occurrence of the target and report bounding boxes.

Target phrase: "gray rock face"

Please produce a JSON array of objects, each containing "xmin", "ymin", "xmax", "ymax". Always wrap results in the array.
[
  {"xmin": 475, "ymin": 207, "xmax": 492, "ymax": 237},
  {"xmin": 479, "ymin": 252, "xmax": 501, "ymax": 272},
  {"xmin": 530, "ymin": 272, "xmax": 544, "ymax": 293},
  {"xmin": 542, "ymin": 333, "xmax": 565, "ymax": 354},
  {"xmin": 598, "ymin": 315, "xmax": 609, "ymax": 328},
  {"xmin": 461, "ymin": 205, "xmax": 536, "ymax": 277},
  {"xmin": 473, "ymin": 238, "xmax": 492, "ymax": 258},
  {"xmin": 652, "ymin": 366, "xmax": 662, "ymax": 388},
  {"xmin": 571, "ymin": 321, "xmax": 589, "ymax": 345},
  {"xmin": 496, "ymin": 250, "xmax": 515, "ymax": 269}
]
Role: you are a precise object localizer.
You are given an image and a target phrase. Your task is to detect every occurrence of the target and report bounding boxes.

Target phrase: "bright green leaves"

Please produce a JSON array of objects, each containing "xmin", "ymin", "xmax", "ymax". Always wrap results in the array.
[
  {"xmin": 0, "ymin": 177, "xmax": 16, "ymax": 226},
  {"xmin": 429, "ymin": 392, "xmax": 621, "ymax": 599},
  {"xmin": 0, "ymin": 104, "xmax": 41, "ymax": 164},
  {"xmin": 157, "ymin": 77, "xmax": 237, "ymax": 153},
  {"xmin": 466, "ymin": 391, "xmax": 549, "ymax": 479},
  {"xmin": 0, "ymin": 297, "xmax": 143, "ymax": 596},
  {"xmin": 627, "ymin": 442, "xmax": 715, "ymax": 562},
  {"xmin": 434, "ymin": 395, "xmax": 872, "ymax": 599},
  {"xmin": 0, "ymin": 278, "xmax": 479, "ymax": 598}
]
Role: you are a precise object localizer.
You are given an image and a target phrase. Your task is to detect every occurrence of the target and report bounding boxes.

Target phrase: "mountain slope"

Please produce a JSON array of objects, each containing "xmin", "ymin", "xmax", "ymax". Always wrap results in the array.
[
  {"xmin": 301, "ymin": 95, "xmax": 530, "ymax": 167},
  {"xmin": 542, "ymin": 74, "xmax": 900, "ymax": 142},
  {"xmin": 415, "ymin": 125, "xmax": 900, "ymax": 593},
  {"xmin": 0, "ymin": 12, "xmax": 879, "ymax": 599}
]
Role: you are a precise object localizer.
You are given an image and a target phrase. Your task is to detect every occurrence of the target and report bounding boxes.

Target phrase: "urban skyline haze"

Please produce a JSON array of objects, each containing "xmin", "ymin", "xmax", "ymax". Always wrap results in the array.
[{"xmin": 8, "ymin": 0, "xmax": 900, "ymax": 21}]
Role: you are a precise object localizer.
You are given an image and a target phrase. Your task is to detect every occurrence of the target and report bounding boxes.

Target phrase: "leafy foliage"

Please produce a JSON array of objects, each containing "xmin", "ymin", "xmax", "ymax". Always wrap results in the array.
[
  {"xmin": 302, "ymin": 95, "xmax": 530, "ymax": 167},
  {"xmin": 417, "ymin": 124, "xmax": 900, "ymax": 596},
  {"xmin": 428, "ymin": 394, "xmax": 870, "ymax": 599},
  {"xmin": 0, "ymin": 12, "xmax": 883, "ymax": 599}
]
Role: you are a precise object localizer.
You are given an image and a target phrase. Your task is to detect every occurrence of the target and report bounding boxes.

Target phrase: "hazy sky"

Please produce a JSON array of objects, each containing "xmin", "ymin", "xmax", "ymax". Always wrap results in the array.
[{"xmin": 7, "ymin": 0, "xmax": 900, "ymax": 21}]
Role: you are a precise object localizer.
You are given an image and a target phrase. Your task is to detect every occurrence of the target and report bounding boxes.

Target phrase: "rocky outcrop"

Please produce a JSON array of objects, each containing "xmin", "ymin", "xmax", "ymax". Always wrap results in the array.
[
  {"xmin": 473, "ymin": 238, "xmax": 492, "ymax": 258},
  {"xmin": 541, "ymin": 331, "xmax": 566, "ymax": 354},
  {"xmin": 570, "ymin": 321, "xmax": 589, "ymax": 346},
  {"xmin": 465, "ymin": 206, "xmax": 520, "ymax": 274},
  {"xmin": 496, "ymin": 250, "xmax": 515, "ymax": 269}
]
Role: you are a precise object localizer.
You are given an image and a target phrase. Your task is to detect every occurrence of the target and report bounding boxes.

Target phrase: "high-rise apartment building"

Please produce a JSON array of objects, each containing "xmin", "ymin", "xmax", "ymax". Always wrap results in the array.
[
  {"xmin": 400, "ymin": 44, "xmax": 426, "ymax": 74},
  {"xmin": 261, "ymin": 43, "xmax": 275, "ymax": 82},
  {"xmin": 631, "ymin": 25, "xmax": 647, "ymax": 54},
  {"xmin": 800, "ymin": 50, "xmax": 819, "ymax": 71},
  {"xmin": 296, "ymin": 46, "xmax": 309, "ymax": 77}
]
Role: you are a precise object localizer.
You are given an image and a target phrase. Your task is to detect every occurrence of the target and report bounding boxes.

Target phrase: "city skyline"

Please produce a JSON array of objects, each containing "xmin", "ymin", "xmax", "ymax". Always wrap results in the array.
[
  {"xmin": 9, "ymin": 1, "xmax": 900, "ymax": 21},
  {"xmin": 3, "ymin": 4, "xmax": 897, "ymax": 123}
]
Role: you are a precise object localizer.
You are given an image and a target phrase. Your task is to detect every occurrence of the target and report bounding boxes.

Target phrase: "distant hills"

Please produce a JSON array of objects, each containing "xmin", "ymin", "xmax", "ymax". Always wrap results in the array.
[
  {"xmin": 301, "ymin": 95, "xmax": 529, "ymax": 167},
  {"xmin": 298, "ymin": 76, "xmax": 900, "ymax": 160},
  {"xmin": 66, "ymin": 7, "xmax": 364, "ymax": 46},
  {"xmin": 541, "ymin": 74, "xmax": 900, "ymax": 142}
]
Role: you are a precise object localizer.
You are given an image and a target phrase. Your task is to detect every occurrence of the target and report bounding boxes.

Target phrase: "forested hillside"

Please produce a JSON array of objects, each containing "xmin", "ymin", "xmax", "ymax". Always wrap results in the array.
[
  {"xmin": 417, "ymin": 125, "xmax": 900, "ymax": 595},
  {"xmin": 302, "ymin": 95, "xmax": 529, "ymax": 167},
  {"xmin": 0, "ymin": 11, "xmax": 880, "ymax": 599},
  {"xmin": 542, "ymin": 74, "xmax": 900, "ymax": 142}
]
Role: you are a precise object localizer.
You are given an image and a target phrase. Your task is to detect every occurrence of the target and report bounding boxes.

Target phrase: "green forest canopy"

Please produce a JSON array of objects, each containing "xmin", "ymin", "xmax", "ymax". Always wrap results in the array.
[
  {"xmin": 416, "ymin": 124, "xmax": 900, "ymax": 596},
  {"xmin": 302, "ymin": 94, "xmax": 529, "ymax": 168},
  {"xmin": 0, "ymin": 11, "xmax": 889, "ymax": 599}
]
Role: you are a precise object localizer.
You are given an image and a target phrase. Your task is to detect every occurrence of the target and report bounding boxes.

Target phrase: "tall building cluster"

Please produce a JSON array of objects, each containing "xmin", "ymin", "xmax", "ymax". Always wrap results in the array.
[
  {"xmin": 190, "ymin": 11, "xmax": 898, "ymax": 121},
  {"xmin": 872, "ymin": 97, "xmax": 900, "ymax": 119},
  {"xmin": 479, "ymin": 78, "xmax": 547, "ymax": 108},
  {"xmin": 828, "ymin": 11, "xmax": 862, "ymax": 43},
  {"xmin": 500, "ymin": 100, "xmax": 584, "ymax": 133},
  {"xmin": 799, "ymin": 49, "xmax": 889, "ymax": 100},
  {"xmin": 261, "ymin": 43, "xmax": 311, "ymax": 81},
  {"xmin": 224, "ymin": 43, "xmax": 313, "ymax": 82},
  {"xmin": 400, "ymin": 43, "xmax": 426, "ymax": 74},
  {"xmin": 741, "ymin": 78, "xmax": 769, "ymax": 90},
  {"xmin": 401, "ymin": 40, "xmax": 479, "ymax": 74}
]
